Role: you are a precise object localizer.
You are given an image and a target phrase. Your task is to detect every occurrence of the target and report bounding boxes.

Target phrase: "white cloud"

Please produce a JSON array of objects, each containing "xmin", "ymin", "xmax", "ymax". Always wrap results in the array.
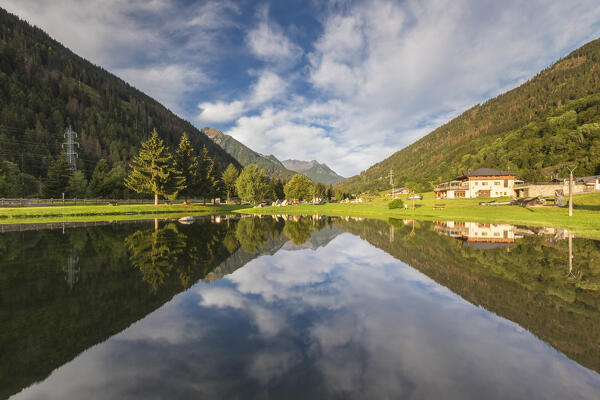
[
  {"xmin": 197, "ymin": 100, "xmax": 246, "ymax": 124},
  {"xmin": 246, "ymin": 10, "xmax": 303, "ymax": 67},
  {"xmin": 114, "ymin": 65, "xmax": 208, "ymax": 113},
  {"xmin": 250, "ymin": 71, "xmax": 288, "ymax": 104},
  {"xmin": 197, "ymin": 70, "xmax": 287, "ymax": 123}
]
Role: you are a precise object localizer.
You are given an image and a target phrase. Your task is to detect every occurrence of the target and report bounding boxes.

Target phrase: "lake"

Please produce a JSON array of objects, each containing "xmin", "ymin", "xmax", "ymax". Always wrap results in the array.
[{"xmin": 2, "ymin": 216, "xmax": 600, "ymax": 399}]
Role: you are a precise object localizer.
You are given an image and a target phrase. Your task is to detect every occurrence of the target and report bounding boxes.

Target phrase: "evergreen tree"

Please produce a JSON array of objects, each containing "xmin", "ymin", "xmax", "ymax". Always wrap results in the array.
[
  {"xmin": 66, "ymin": 170, "xmax": 87, "ymax": 198},
  {"xmin": 124, "ymin": 129, "xmax": 179, "ymax": 205},
  {"xmin": 235, "ymin": 164, "xmax": 268, "ymax": 204},
  {"xmin": 87, "ymin": 159, "xmax": 109, "ymax": 198},
  {"xmin": 44, "ymin": 153, "xmax": 72, "ymax": 198},
  {"xmin": 270, "ymin": 178, "xmax": 285, "ymax": 200},
  {"xmin": 173, "ymin": 132, "xmax": 198, "ymax": 201},
  {"xmin": 196, "ymin": 145, "xmax": 219, "ymax": 204},
  {"xmin": 221, "ymin": 163, "xmax": 239, "ymax": 202}
]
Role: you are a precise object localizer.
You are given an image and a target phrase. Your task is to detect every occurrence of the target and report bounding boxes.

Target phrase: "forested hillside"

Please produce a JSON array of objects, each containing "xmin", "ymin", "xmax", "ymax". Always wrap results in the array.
[
  {"xmin": 203, "ymin": 127, "xmax": 296, "ymax": 179},
  {"xmin": 281, "ymin": 159, "xmax": 344, "ymax": 185},
  {"xmin": 0, "ymin": 7, "xmax": 239, "ymax": 197},
  {"xmin": 339, "ymin": 38, "xmax": 600, "ymax": 194}
]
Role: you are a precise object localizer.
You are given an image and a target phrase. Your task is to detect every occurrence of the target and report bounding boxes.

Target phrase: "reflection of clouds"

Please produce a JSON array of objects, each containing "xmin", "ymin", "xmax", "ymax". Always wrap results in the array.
[
  {"xmin": 12, "ymin": 233, "xmax": 600, "ymax": 399},
  {"xmin": 199, "ymin": 286, "xmax": 245, "ymax": 309}
]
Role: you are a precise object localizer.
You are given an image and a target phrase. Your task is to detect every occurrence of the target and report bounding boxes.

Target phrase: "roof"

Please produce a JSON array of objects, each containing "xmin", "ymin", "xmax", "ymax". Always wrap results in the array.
[
  {"xmin": 577, "ymin": 175, "xmax": 600, "ymax": 183},
  {"xmin": 459, "ymin": 168, "xmax": 517, "ymax": 178}
]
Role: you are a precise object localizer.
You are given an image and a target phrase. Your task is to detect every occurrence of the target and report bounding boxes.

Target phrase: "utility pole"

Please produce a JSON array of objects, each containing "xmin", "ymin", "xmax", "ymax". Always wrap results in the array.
[
  {"xmin": 62, "ymin": 126, "xmax": 79, "ymax": 170},
  {"xmin": 566, "ymin": 166, "xmax": 577, "ymax": 217},
  {"xmin": 389, "ymin": 169, "xmax": 394, "ymax": 198}
]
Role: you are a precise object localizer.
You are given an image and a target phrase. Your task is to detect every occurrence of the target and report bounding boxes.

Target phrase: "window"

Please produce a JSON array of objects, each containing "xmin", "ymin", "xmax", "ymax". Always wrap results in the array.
[
  {"xmin": 482, "ymin": 181, "xmax": 488, "ymax": 186},
  {"xmin": 494, "ymin": 181, "xmax": 500, "ymax": 186},
  {"xmin": 474, "ymin": 182, "xmax": 478, "ymax": 186},
  {"xmin": 504, "ymin": 179, "xmax": 509, "ymax": 188}
]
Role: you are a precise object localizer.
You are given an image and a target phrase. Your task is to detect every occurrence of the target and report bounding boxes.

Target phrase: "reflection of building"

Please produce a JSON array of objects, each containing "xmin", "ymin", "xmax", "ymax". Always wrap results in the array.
[
  {"xmin": 434, "ymin": 221, "xmax": 523, "ymax": 249},
  {"xmin": 435, "ymin": 168, "xmax": 518, "ymax": 199}
]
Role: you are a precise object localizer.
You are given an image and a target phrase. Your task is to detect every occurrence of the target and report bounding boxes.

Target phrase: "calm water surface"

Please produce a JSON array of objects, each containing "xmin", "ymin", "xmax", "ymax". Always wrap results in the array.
[{"xmin": 2, "ymin": 216, "xmax": 600, "ymax": 399}]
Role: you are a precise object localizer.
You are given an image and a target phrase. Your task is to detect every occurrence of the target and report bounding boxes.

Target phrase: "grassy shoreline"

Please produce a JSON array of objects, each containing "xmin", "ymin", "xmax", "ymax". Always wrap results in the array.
[
  {"xmin": 236, "ymin": 192, "xmax": 600, "ymax": 239},
  {"xmin": 0, "ymin": 203, "xmax": 248, "ymax": 224},
  {"xmin": 1, "ymin": 193, "xmax": 598, "ymax": 239}
]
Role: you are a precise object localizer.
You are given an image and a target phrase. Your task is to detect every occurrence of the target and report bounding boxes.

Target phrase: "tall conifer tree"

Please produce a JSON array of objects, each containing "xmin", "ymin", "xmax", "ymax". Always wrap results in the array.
[
  {"xmin": 173, "ymin": 132, "xmax": 198, "ymax": 201},
  {"xmin": 44, "ymin": 153, "xmax": 72, "ymax": 198},
  {"xmin": 125, "ymin": 129, "xmax": 180, "ymax": 205},
  {"xmin": 221, "ymin": 164, "xmax": 239, "ymax": 202}
]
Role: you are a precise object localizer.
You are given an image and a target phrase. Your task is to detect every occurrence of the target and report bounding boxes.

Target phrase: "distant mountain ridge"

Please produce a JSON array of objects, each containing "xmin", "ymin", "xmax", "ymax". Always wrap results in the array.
[
  {"xmin": 202, "ymin": 127, "xmax": 296, "ymax": 179},
  {"xmin": 337, "ymin": 37, "xmax": 600, "ymax": 193},
  {"xmin": 282, "ymin": 159, "xmax": 345, "ymax": 185},
  {"xmin": 204, "ymin": 127, "xmax": 345, "ymax": 184}
]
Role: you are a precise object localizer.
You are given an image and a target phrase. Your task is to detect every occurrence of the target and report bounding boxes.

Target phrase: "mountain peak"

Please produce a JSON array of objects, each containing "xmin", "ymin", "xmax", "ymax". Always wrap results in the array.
[{"xmin": 281, "ymin": 159, "xmax": 344, "ymax": 185}]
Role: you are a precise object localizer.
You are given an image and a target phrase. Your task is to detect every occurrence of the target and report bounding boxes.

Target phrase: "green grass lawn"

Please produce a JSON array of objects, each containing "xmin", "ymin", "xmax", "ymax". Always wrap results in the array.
[
  {"xmin": 0, "ymin": 203, "xmax": 247, "ymax": 224},
  {"xmin": 238, "ymin": 192, "xmax": 600, "ymax": 239}
]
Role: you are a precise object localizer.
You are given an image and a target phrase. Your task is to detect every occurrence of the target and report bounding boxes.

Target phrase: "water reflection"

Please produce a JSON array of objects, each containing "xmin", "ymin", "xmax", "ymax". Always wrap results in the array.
[{"xmin": 2, "ymin": 216, "xmax": 600, "ymax": 399}]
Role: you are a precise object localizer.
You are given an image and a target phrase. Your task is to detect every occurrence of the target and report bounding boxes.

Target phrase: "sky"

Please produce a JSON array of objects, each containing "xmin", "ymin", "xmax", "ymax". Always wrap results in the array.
[{"xmin": 2, "ymin": 0, "xmax": 600, "ymax": 177}]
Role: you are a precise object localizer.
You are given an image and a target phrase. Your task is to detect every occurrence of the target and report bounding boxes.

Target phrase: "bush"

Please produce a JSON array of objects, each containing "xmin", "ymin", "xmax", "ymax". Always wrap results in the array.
[{"xmin": 388, "ymin": 198, "xmax": 404, "ymax": 209}]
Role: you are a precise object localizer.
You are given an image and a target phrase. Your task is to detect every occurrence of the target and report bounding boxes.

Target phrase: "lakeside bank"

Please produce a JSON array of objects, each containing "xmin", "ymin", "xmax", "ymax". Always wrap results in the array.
[
  {"xmin": 0, "ymin": 204, "xmax": 248, "ymax": 224},
  {"xmin": 235, "ymin": 192, "xmax": 600, "ymax": 239}
]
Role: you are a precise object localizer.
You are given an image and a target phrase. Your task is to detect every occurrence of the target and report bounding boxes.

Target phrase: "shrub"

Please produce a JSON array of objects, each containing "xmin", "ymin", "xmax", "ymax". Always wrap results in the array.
[{"xmin": 388, "ymin": 198, "xmax": 404, "ymax": 209}]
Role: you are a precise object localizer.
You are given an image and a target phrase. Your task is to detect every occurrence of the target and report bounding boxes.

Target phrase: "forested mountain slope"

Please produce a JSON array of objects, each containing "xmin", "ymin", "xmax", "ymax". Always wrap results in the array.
[
  {"xmin": 0, "ymin": 7, "xmax": 239, "ymax": 193},
  {"xmin": 339, "ymin": 38, "xmax": 600, "ymax": 193},
  {"xmin": 203, "ymin": 127, "xmax": 296, "ymax": 179},
  {"xmin": 282, "ymin": 159, "xmax": 344, "ymax": 185}
]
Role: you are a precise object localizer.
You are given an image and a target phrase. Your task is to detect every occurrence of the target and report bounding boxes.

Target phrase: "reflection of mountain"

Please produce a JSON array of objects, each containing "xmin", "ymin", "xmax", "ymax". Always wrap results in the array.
[
  {"xmin": 0, "ymin": 215, "xmax": 341, "ymax": 398},
  {"xmin": 335, "ymin": 218, "xmax": 600, "ymax": 374},
  {"xmin": 282, "ymin": 225, "xmax": 343, "ymax": 251},
  {"xmin": 205, "ymin": 217, "xmax": 343, "ymax": 282}
]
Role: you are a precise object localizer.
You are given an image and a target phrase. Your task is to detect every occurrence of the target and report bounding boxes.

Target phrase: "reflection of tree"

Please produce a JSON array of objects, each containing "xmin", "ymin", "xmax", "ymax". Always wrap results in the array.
[
  {"xmin": 283, "ymin": 218, "xmax": 313, "ymax": 245},
  {"xmin": 125, "ymin": 223, "xmax": 186, "ymax": 292},
  {"xmin": 235, "ymin": 218, "xmax": 268, "ymax": 252}
]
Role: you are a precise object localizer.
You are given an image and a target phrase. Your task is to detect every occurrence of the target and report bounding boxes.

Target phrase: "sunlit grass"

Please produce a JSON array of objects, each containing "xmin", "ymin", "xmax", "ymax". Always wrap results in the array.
[
  {"xmin": 238, "ymin": 192, "xmax": 600, "ymax": 239},
  {"xmin": 0, "ymin": 203, "xmax": 247, "ymax": 223}
]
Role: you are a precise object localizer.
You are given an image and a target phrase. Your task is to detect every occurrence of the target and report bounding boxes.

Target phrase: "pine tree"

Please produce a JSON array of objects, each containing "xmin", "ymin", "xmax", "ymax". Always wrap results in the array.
[
  {"xmin": 173, "ymin": 132, "xmax": 198, "ymax": 201},
  {"xmin": 125, "ymin": 129, "xmax": 179, "ymax": 205},
  {"xmin": 196, "ymin": 145, "xmax": 218, "ymax": 204},
  {"xmin": 66, "ymin": 170, "xmax": 88, "ymax": 198},
  {"xmin": 44, "ymin": 153, "xmax": 72, "ymax": 198},
  {"xmin": 87, "ymin": 159, "xmax": 109, "ymax": 198},
  {"xmin": 221, "ymin": 163, "xmax": 239, "ymax": 202}
]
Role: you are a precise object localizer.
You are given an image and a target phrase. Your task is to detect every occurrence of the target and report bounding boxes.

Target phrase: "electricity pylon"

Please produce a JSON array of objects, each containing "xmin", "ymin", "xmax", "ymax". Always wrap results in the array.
[{"xmin": 62, "ymin": 126, "xmax": 79, "ymax": 170}]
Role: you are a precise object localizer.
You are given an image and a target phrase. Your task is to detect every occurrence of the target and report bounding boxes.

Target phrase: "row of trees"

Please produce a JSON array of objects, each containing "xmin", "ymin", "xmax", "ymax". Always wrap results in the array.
[
  {"xmin": 126, "ymin": 130, "xmax": 221, "ymax": 205},
  {"xmin": 232, "ymin": 164, "xmax": 343, "ymax": 204},
  {"xmin": 2, "ymin": 127, "xmax": 346, "ymax": 204}
]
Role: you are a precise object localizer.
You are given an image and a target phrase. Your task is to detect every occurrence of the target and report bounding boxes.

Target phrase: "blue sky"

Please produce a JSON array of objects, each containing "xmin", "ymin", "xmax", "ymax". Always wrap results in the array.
[{"xmin": 3, "ymin": 0, "xmax": 600, "ymax": 176}]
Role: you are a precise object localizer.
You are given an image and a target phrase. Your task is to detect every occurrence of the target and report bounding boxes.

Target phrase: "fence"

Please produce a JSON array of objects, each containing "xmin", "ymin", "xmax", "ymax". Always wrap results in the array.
[{"xmin": 0, "ymin": 198, "xmax": 215, "ymax": 207}]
